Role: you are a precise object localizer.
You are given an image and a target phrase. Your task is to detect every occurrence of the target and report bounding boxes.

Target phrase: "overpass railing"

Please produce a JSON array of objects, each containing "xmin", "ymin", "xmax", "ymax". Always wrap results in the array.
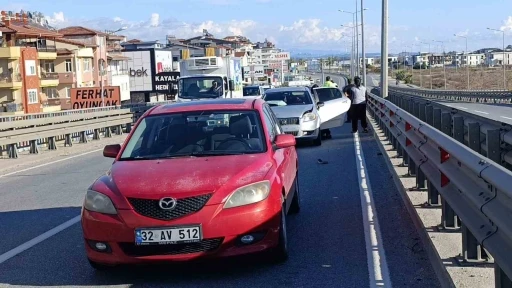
[
  {"xmin": 388, "ymin": 86, "xmax": 512, "ymax": 104},
  {"xmin": 367, "ymin": 92, "xmax": 512, "ymax": 287}
]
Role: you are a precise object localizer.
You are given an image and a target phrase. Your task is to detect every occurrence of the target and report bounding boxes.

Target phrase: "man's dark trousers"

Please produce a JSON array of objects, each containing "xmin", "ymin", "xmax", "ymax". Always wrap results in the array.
[{"xmin": 351, "ymin": 103, "xmax": 368, "ymax": 132}]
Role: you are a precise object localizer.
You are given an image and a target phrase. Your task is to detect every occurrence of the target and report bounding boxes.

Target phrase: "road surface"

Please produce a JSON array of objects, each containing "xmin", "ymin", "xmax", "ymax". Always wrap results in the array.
[{"xmin": 0, "ymin": 123, "xmax": 441, "ymax": 287}]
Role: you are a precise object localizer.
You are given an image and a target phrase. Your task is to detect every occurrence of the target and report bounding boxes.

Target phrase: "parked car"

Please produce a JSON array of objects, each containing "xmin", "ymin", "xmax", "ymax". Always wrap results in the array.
[
  {"xmin": 262, "ymin": 86, "xmax": 350, "ymax": 145},
  {"xmin": 82, "ymin": 98, "xmax": 300, "ymax": 270},
  {"xmin": 243, "ymin": 85, "xmax": 265, "ymax": 98}
]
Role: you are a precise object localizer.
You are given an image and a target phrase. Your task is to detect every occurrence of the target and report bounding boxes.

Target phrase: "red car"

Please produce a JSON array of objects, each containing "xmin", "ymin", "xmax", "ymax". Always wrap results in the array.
[{"xmin": 81, "ymin": 98, "xmax": 300, "ymax": 270}]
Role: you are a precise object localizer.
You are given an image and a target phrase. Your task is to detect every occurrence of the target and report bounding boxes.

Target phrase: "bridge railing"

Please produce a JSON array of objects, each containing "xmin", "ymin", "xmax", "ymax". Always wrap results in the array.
[
  {"xmin": 367, "ymin": 92, "xmax": 512, "ymax": 287},
  {"xmin": 388, "ymin": 86, "xmax": 512, "ymax": 104}
]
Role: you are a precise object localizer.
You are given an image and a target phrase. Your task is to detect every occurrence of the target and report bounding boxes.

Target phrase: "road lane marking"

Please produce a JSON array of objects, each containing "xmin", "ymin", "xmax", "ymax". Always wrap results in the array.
[
  {"xmin": 0, "ymin": 215, "xmax": 81, "ymax": 264},
  {"xmin": 501, "ymin": 116, "xmax": 512, "ymax": 120},
  {"xmin": 455, "ymin": 106, "xmax": 468, "ymax": 110},
  {"xmin": 353, "ymin": 133, "xmax": 393, "ymax": 287},
  {"xmin": 474, "ymin": 110, "xmax": 489, "ymax": 115}
]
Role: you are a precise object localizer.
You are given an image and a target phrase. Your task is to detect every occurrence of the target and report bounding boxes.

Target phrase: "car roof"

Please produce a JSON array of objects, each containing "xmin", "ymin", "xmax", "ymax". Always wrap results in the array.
[
  {"xmin": 147, "ymin": 98, "xmax": 265, "ymax": 116},
  {"xmin": 245, "ymin": 85, "xmax": 260, "ymax": 88},
  {"xmin": 265, "ymin": 86, "xmax": 309, "ymax": 93}
]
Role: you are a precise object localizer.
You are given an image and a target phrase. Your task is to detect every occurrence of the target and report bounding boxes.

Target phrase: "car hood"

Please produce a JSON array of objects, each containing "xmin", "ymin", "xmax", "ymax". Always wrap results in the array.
[
  {"xmin": 105, "ymin": 154, "xmax": 272, "ymax": 203},
  {"xmin": 269, "ymin": 104, "xmax": 314, "ymax": 119}
]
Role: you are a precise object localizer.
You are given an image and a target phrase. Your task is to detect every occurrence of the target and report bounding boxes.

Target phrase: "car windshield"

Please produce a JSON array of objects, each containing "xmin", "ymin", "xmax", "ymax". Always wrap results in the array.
[
  {"xmin": 263, "ymin": 90, "xmax": 313, "ymax": 107},
  {"xmin": 243, "ymin": 87, "xmax": 261, "ymax": 96},
  {"xmin": 178, "ymin": 76, "xmax": 224, "ymax": 99},
  {"xmin": 314, "ymin": 88, "xmax": 344, "ymax": 102},
  {"xmin": 119, "ymin": 110, "xmax": 266, "ymax": 160}
]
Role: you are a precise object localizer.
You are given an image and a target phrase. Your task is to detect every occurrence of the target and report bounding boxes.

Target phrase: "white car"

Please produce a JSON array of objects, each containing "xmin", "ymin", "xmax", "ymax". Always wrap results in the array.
[{"xmin": 262, "ymin": 86, "xmax": 350, "ymax": 145}]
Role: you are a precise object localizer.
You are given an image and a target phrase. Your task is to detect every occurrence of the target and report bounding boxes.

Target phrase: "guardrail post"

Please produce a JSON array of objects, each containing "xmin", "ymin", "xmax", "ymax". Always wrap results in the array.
[
  {"xmin": 7, "ymin": 144, "xmax": 18, "ymax": 158},
  {"xmin": 29, "ymin": 140, "xmax": 40, "ymax": 154},
  {"xmin": 441, "ymin": 112, "xmax": 452, "ymax": 136},
  {"xmin": 442, "ymin": 199, "xmax": 460, "ymax": 229},
  {"xmin": 462, "ymin": 223, "xmax": 492, "ymax": 263},
  {"xmin": 64, "ymin": 134, "xmax": 73, "ymax": 147},
  {"xmin": 467, "ymin": 122, "xmax": 481, "ymax": 153},
  {"xmin": 79, "ymin": 131, "xmax": 88, "ymax": 143},
  {"xmin": 126, "ymin": 123, "xmax": 132, "ymax": 133},
  {"xmin": 93, "ymin": 129, "xmax": 101, "ymax": 140},
  {"xmin": 115, "ymin": 125, "xmax": 123, "ymax": 135},
  {"xmin": 408, "ymin": 158, "xmax": 417, "ymax": 176},
  {"xmin": 495, "ymin": 263, "xmax": 512, "ymax": 288},
  {"xmin": 433, "ymin": 108, "xmax": 442, "ymax": 130},
  {"xmin": 403, "ymin": 151, "xmax": 410, "ymax": 166},
  {"xmin": 425, "ymin": 105, "xmax": 434, "ymax": 126},
  {"xmin": 104, "ymin": 127, "xmax": 112, "ymax": 138},
  {"xmin": 427, "ymin": 180, "xmax": 441, "ymax": 206},
  {"xmin": 486, "ymin": 129, "xmax": 502, "ymax": 164},
  {"xmin": 453, "ymin": 116, "xmax": 465, "ymax": 144},
  {"xmin": 48, "ymin": 137, "xmax": 58, "ymax": 150}
]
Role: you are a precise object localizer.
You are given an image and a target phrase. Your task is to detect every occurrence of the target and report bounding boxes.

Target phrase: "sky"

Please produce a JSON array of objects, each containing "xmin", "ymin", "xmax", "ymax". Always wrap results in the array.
[{"xmin": 4, "ymin": 0, "xmax": 512, "ymax": 54}]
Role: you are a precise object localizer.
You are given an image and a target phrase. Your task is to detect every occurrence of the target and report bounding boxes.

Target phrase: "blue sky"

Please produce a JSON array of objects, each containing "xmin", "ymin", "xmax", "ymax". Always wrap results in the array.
[{"xmin": 6, "ymin": 0, "xmax": 512, "ymax": 53}]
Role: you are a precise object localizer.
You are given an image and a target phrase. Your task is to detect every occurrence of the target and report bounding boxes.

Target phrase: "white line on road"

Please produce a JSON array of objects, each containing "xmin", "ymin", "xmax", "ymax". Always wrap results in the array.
[
  {"xmin": 0, "ymin": 215, "xmax": 81, "ymax": 264},
  {"xmin": 455, "ymin": 106, "xmax": 468, "ymax": 110},
  {"xmin": 501, "ymin": 116, "xmax": 512, "ymax": 120},
  {"xmin": 353, "ymin": 133, "xmax": 393, "ymax": 287},
  {"xmin": 0, "ymin": 146, "xmax": 112, "ymax": 178},
  {"xmin": 474, "ymin": 110, "xmax": 489, "ymax": 115}
]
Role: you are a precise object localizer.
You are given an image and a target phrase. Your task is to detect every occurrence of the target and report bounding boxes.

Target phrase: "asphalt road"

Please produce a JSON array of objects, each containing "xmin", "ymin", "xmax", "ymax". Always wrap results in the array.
[{"xmin": 0, "ymin": 124, "xmax": 441, "ymax": 287}]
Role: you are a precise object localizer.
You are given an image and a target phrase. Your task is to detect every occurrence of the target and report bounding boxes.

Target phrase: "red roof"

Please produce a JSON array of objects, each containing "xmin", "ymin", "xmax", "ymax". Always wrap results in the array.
[
  {"xmin": 0, "ymin": 23, "xmax": 15, "ymax": 33},
  {"xmin": 3, "ymin": 20, "xmax": 61, "ymax": 38},
  {"xmin": 58, "ymin": 26, "xmax": 106, "ymax": 36},
  {"xmin": 55, "ymin": 38, "xmax": 97, "ymax": 47}
]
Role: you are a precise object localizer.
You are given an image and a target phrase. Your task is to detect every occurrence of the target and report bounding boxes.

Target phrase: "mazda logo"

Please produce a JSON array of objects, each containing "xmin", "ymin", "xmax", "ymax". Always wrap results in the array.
[{"xmin": 158, "ymin": 197, "xmax": 177, "ymax": 210}]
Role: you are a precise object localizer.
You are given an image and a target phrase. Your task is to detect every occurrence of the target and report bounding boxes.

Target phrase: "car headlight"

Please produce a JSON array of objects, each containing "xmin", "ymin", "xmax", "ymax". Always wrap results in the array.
[
  {"xmin": 302, "ymin": 112, "xmax": 317, "ymax": 122},
  {"xmin": 223, "ymin": 181, "xmax": 271, "ymax": 209},
  {"xmin": 84, "ymin": 190, "xmax": 117, "ymax": 214}
]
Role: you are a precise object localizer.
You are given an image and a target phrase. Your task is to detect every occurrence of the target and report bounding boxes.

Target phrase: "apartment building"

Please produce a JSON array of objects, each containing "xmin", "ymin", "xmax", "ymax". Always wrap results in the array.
[
  {"xmin": 106, "ymin": 33, "xmax": 130, "ymax": 102},
  {"xmin": 0, "ymin": 12, "xmax": 61, "ymax": 115},
  {"xmin": 485, "ymin": 51, "xmax": 512, "ymax": 66}
]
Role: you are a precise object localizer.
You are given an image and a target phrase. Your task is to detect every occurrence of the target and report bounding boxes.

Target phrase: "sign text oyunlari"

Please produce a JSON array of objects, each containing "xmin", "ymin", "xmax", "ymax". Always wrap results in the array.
[{"xmin": 71, "ymin": 86, "xmax": 121, "ymax": 109}]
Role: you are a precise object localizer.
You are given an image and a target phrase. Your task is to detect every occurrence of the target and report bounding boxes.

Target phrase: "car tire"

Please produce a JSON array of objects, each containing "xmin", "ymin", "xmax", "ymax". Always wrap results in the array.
[
  {"xmin": 312, "ymin": 129, "xmax": 322, "ymax": 146},
  {"xmin": 288, "ymin": 173, "xmax": 300, "ymax": 214},
  {"xmin": 88, "ymin": 259, "xmax": 114, "ymax": 271},
  {"xmin": 269, "ymin": 204, "xmax": 289, "ymax": 263}
]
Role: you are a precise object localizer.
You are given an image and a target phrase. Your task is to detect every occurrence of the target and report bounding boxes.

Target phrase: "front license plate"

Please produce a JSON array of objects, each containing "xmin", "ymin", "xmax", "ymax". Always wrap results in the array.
[
  {"xmin": 135, "ymin": 225, "xmax": 202, "ymax": 245},
  {"xmin": 281, "ymin": 126, "xmax": 297, "ymax": 132}
]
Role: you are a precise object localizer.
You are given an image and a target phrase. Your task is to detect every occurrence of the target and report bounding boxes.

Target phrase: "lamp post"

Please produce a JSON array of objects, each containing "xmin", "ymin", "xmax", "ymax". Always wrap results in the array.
[
  {"xmin": 341, "ymin": 24, "xmax": 356, "ymax": 78},
  {"xmin": 433, "ymin": 40, "xmax": 446, "ymax": 89},
  {"xmin": 340, "ymin": 9, "xmax": 367, "ymax": 77},
  {"xmin": 380, "ymin": 0, "xmax": 388, "ymax": 98},
  {"xmin": 454, "ymin": 34, "xmax": 470, "ymax": 90},
  {"xmin": 360, "ymin": 4, "xmax": 368, "ymax": 85},
  {"xmin": 487, "ymin": 28, "xmax": 506, "ymax": 90}
]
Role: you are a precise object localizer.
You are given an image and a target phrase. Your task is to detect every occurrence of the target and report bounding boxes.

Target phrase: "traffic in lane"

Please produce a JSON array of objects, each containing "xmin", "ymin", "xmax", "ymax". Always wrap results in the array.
[{"xmin": 0, "ymin": 124, "xmax": 440, "ymax": 287}]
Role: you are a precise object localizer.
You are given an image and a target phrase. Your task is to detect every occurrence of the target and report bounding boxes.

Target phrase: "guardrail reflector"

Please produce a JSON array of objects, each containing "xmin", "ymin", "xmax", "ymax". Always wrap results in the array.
[
  {"xmin": 381, "ymin": 112, "xmax": 384, "ymax": 117},
  {"xmin": 406, "ymin": 137, "xmax": 411, "ymax": 146},
  {"xmin": 405, "ymin": 122, "xmax": 412, "ymax": 132},
  {"xmin": 440, "ymin": 147, "xmax": 450, "ymax": 163},
  {"xmin": 389, "ymin": 110, "xmax": 394, "ymax": 117},
  {"xmin": 441, "ymin": 172, "xmax": 450, "ymax": 187},
  {"xmin": 390, "ymin": 121, "xmax": 394, "ymax": 128}
]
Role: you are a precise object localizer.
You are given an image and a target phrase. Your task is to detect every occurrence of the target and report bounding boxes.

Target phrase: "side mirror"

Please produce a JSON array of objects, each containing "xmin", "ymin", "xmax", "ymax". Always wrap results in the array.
[
  {"xmin": 274, "ymin": 134, "xmax": 296, "ymax": 149},
  {"xmin": 103, "ymin": 144, "xmax": 121, "ymax": 158},
  {"xmin": 228, "ymin": 80, "xmax": 235, "ymax": 91},
  {"xmin": 317, "ymin": 101, "xmax": 325, "ymax": 108}
]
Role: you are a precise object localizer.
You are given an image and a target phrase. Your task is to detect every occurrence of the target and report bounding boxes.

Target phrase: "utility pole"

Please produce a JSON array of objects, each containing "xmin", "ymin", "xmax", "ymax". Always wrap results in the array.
[
  {"xmin": 361, "ymin": 0, "xmax": 366, "ymax": 85},
  {"xmin": 380, "ymin": 0, "xmax": 388, "ymax": 98}
]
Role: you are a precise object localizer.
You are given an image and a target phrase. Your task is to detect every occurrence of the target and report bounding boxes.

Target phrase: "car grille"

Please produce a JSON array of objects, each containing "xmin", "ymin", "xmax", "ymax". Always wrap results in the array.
[
  {"xmin": 278, "ymin": 117, "xmax": 300, "ymax": 126},
  {"xmin": 284, "ymin": 131, "xmax": 299, "ymax": 136},
  {"xmin": 119, "ymin": 238, "xmax": 223, "ymax": 257},
  {"xmin": 127, "ymin": 194, "xmax": 212, "ymax": 221}
]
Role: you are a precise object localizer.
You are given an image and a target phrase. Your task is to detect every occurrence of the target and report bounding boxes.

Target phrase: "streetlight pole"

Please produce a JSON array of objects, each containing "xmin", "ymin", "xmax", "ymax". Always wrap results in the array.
[
  {"xmin": 380, "ymin": 0, "xmax": 388, "ymax": 98},
  {"xmin": 487, "ymin": 28, "xmax": 506, "ymax": 90},
  {"xmin": 454, "ymin": 34, "xmax": 470, "ymax": 90},
  {"xmin": 340, "ymin": 9, "xmax": 366, "ymax": 78},
  {"xmin": 433, "ymin": 40, "xmax": 446, "ymax": 89},
  {"xmin": 360, "ymin": 3, "xmax": 367, "ymax": 85},
  {"xmin": 341, "ymin": 23, "xmax": 356, "ymax": 78}
]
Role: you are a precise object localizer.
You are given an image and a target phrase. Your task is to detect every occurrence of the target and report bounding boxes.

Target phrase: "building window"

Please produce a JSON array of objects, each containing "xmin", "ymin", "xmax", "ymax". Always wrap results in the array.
[
  {"xmin": 25, "ymin": 60, "xmax": 36, "ymax": 76},
  {"xmin": 65, "ymin": 59, "xmax": 73, "ymax": 72},
  {"xmin": 27, "ymin": 88, "xmax": 38, "ymax": 104},
  {"xmin": 43, "ymin": 87, "xmax": 59, "ymax": 99},
  {"xmin": 65, "ymin": 87, "xmax": 71, "ymax": 98},
  {"xmin": 42, "ymin": 60, "xmax": 55, "ymax": 73},
  {"xmin": 83, "ymin": 58, "xmax": 91, "ymax": 71}
]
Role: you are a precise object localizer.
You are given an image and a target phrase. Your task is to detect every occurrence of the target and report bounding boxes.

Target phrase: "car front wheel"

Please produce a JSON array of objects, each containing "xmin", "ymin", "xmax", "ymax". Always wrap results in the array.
[
  {"xmin": 312, "ymin": 129, "xmax": 322, "ymax": 146},
  {"xmin": 269, "ymin": 203, "xmax": 289, "ymax": 263},
  {"xmin": 288, "ymin": 172, "xmax": 300, "ymax": 214}
]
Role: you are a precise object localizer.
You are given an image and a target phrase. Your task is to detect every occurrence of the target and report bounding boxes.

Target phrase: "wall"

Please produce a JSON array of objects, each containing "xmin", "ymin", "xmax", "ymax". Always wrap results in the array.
[
  {"xmin": 123, "ymin": 50, "xmax": 153, "ymax": 92},
  {"xmin": 20, "ymin": 47, "xmax": 40, "ymax": 114},
  {"xmin": 110, "ymin": 74, "xmax": 130, "ymax": 101}
]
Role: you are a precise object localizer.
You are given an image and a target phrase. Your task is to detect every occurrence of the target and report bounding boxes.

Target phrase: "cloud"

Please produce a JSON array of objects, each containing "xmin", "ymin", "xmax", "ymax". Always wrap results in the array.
[
  {"xmin": 44, "ymin": 12, "xmax": 362, "ymax": 50},
  {"xmin": 501, "ymin": 16, "xmax": 512, "ymax": 32}
]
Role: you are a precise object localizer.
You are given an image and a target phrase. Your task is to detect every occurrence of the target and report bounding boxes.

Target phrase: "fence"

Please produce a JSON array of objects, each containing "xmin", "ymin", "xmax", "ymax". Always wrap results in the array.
[
  {"xmin": 388, "ymin": 86, "xmax": 512, "ymax": 104},
  {"xmin": 367, "ymin": 92, "xmax": 512, "ymax": 288}
]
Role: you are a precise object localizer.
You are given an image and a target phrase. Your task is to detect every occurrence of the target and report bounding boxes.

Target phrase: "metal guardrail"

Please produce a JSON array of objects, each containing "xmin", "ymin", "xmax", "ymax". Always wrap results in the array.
[
  {"xmin": 0, "ymin": 108, "xmax": 133, "ymax": 159},
  {"xmin": 385, "ymin": 89, "xmax": 512, "ymax": 170},
  {"xmin": 389, "ymin": 86, "xmax": 512, "ymax": 104},
  {"xmin": 367, "ymin": 92, "xmax": 512, "ymax": 288}
]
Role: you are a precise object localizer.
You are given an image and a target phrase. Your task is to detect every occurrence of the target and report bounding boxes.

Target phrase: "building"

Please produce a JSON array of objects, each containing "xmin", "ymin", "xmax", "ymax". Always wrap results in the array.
[
  {"xmin": 106, "ymin": 33, "xmax": 130, "ymax": 103},
  {"xmin": 0, "ymin": 11, "xmax": 62, "ymax": 115}
]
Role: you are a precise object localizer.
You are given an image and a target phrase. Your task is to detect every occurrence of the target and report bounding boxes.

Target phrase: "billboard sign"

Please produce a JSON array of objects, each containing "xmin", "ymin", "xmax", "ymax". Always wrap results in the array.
[
  {"xmin": 271, "ymin": 52, "xmax": 290, "ymax": 60},
  {"xmin": 154, "ymin": 72, "xmax": 180, "ymax": 93},
  {"xmin": 123, "ymin": 50, "xmax": 153, "ymax": 92},
  {"xmin": 243, "ymin": 65, "xmax": 265, "ymax": 77},
  {"xmin": 70, "ymin": 86, "xmax": 121, "ymax": 109},
  {"xmin": 154, "ymin": 50, "xmax": 173, "ymax": 73}
]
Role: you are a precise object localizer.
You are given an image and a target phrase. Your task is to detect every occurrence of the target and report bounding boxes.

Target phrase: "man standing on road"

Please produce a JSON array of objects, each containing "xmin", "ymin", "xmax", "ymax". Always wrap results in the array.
[
  {"xmin": 350, "ymin": 76, "xmax": 369, "ymax": 133},
  {"xmin": 324, "ymin": 76, "xmax": 337, "ymax": 88},
  {"xmin": 343, "ymin": 78, "xmax": 354, "ymax": 123}
]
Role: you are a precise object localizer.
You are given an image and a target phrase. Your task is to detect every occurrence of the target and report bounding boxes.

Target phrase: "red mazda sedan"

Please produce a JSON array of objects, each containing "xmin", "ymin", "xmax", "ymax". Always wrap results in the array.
[{"xmin": 81, "ymin": 98, "xmax": 300, "ymax": 270}]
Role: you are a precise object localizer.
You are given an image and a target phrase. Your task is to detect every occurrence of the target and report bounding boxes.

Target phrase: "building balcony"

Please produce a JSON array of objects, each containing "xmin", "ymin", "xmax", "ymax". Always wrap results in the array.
[
  {"xmin": 0, "ymin": 47, "xmax": 21, "ymax": 59},
  {"xmin": 58, "ymin": 72, "xmax": 76, "ymax": 84},
  {"xmin": 40, "ymin": 72, "xmax": 59, "ymax": 87},
  {"xmin": 0, "ymin": 73, "xmax": 23, "ymax": 89},
  {"xmin": 37, "ymin": 46, "xmax": 58, "ymax": 60}
]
